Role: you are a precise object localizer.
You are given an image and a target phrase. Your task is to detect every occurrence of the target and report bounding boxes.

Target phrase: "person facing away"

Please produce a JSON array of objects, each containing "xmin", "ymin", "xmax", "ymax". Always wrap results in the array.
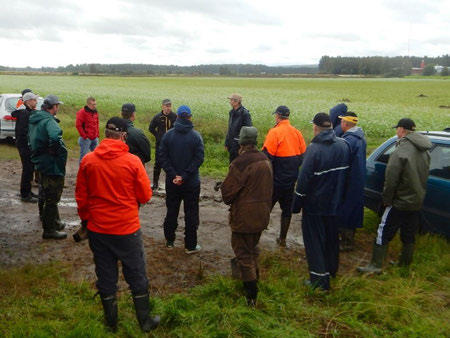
[
  {"xmin": 225, "ymin": 93, "xmax": 252, "ymax": 163},
  {"xmin": 75, "ymin": 117, "xmax": 159, "ymax": 333},
  {"xmin": 28, "ymin": 94, "xmax": 68, "ymax": 240},
  {"xmin": 159, "ymin": 105, "xmax": 204, "ymax": 254},
  {"xmin": 329, "ymin": 103, "xmax": 347, "ymax": 137},
  {"xmin": 12, "ymin": 91, "xmax": 39, "ymax": 203},
  {"xmin": 358, "ymin": 118, "xmax": 431, "ymax": 274},
  {"xmin": 121, "ymin": 103, "xmax": 151, "ymax": 165},
  {"xmin": 75, "ymin": 96, "xmax": 99, "ymax": 163},
  {"xmin": 292, "ymin": 112, "xmax": 352, "ymax": 291},
  {"xmin": 148, "ymin": 98, "xmax": 177, "ymax": 189},
  {"xmin": 262, "ymin": 105, "xmax": 306, "ymax": 247},
  {"xmin": 221, "ymin": 126, "xmax": 273, "ymax": 307},
  {"xmin": 336, "ymin": 112, "xmax": 367, "ymax": 252}
]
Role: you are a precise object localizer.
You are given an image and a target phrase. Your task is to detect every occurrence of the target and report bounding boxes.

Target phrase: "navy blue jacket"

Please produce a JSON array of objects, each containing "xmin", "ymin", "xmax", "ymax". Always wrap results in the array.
[
  {"xmin": 293, "ymin": 129, "xmax": 352, "ymax": 216},
  {"xmin": 159, "ymin": 118, "xmax": 204, "ymax": 186},
  {"xmin": 336, "ymin": 127, "xmax": 367, "ymax": 228},
  {"xmin": 329, "ymin": 103, "xmax": 347, "ymax": 138}
]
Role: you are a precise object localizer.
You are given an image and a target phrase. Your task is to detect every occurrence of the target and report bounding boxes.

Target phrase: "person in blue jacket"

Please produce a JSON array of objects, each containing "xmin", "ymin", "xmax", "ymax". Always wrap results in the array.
[
  {"xmin": 336, "ymin": 112, "xmax": 367, "ymax": 251},
  {"xmin": 292, "ymin": 112, "xmax": 352, "ymax": 291},
  {"xmin": 159, "ymin": 105, "xmax": 204, "ymax": 254},
  {"xmin": 329, "ymin": 103, "xmax": 347, "ymax": 137}
]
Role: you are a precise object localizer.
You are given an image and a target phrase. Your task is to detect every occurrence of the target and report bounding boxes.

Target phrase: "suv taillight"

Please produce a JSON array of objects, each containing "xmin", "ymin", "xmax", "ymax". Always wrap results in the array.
[{"xmin": 3, "ymin": 115, "xmax": 16, "ymax": 121}]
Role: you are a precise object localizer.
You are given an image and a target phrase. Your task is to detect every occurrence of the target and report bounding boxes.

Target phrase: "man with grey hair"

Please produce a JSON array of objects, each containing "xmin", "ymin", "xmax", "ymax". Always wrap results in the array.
[{"xmin": 225, "ymin": 93, "xmax": 252, "ymax": 163}]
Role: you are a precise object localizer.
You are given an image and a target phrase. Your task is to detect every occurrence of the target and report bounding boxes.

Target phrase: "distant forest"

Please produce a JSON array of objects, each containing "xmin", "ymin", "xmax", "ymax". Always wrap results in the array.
[{"xmin": 0, "ymin": 55, "xmax": 448, "ymax": 76}]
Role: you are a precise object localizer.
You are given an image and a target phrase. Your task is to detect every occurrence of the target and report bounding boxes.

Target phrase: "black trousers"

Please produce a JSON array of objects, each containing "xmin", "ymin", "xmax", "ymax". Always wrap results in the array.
[
  {"xmin": 88, "ymin": 229, "xmax": 148, "ymax": 295},
  {"xmin": 228, "ymin": 146, "xmax": 239, "ymax": 164},
  {"xmin": 18, "ymin": 145, "xmax": 34, "ymax": 197},
  {"xmin": 153, "ymin": 141, "xmax": 162, "ymax": 180},
  {"xmin": 302, "ymin": 214, "xmax": 339, "ymax": 290},
  {"xmin": 375, "ymin": 206, "xmax": 419, "ymax": 245},
  {"xmin": 164, "ymin": 181, "xmax": 200, "ymax": 250},
  {"xmin": 271, "ymin": 185, "xmax": 295, "ymax": 218}
]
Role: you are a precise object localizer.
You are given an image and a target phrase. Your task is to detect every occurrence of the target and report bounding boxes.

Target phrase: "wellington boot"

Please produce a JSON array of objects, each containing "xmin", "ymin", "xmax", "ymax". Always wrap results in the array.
[
  {"xmin": 42, "ymin": 230, "xmax": 67, "ymax": 240},
  {"xmin": 151, "ymin": 180, "xmax": 159, "ymax": 190},
  {"xmin": 357, "ymin": 243, "xmax": 387, "ymax": 273},
  {"xmin": 100, "ymin": 294, "xmax": 118, "ymax": 332},
  {"xmin": 132, "ymin": 292, "xmax": 160, "ymax": 332},
  {"xmin": 276, "ymin": 216, "xmax": 291, "ymax": 247},
  {"xmin": 399, "ymin": 243, "xmax": 415, "ymax": 267},
  {"xmin": 230, "ymin": 257, "xmax": 241, "ymax": 279},
  {"xmin": 243, "ymin": 280, "xmax": 258, "ymax": 307},
  {"xmin": 340, "ymin": 228, "xmax": 355, "ymax": 252}
]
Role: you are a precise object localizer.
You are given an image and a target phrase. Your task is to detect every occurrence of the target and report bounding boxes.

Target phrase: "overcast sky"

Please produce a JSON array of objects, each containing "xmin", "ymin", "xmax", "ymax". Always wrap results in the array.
[{"xmin": 1, "ymin": 0, "xmax": 449, "ymax": 67}]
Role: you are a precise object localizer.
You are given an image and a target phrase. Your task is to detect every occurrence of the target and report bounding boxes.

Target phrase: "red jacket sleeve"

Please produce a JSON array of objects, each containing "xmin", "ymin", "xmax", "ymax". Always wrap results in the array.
[{"xmin": 75, "ymin": 109, "xmax": 87, "ymax": 139}]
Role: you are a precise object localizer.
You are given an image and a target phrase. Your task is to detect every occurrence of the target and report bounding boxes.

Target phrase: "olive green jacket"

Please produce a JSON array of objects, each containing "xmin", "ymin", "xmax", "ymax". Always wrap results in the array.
[{"xmin": 382, "ymin": 132, "xmax": 432, "ymax": 210}]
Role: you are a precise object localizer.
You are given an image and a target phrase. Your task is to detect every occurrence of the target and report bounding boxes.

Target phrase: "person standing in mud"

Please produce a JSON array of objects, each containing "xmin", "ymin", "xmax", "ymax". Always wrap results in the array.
[
  {"xmin": 75, "ymin": 97, "xmax": 99, "ymax": 164},
  {"xmin": 159, "ymin": 105, "xmax": 204, "ymax": 254},
  {"xmin": 11, "ymin": 92, "xmax": 39, "ymax": 203},
  {"xmin": 76, "ymin": 117, "xmax": 159, "ymax": 332},
  {"xmin": 28, "ymin": 95, "xmax": 67, "ymax": 240},
  {"xmin": 225, "ymin": 93, "xmax": 252, "ymax": 163},
  {"xmin": 221, "ymin": 126, "xmax": 273, "ymax": 306},
  {"xmin": 148, "ymin": 98, "xmax": 177, "ymax": 190}
]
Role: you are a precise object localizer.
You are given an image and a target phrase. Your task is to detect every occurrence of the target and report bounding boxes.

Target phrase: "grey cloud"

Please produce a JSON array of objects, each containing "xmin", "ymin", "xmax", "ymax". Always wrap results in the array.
[
  {"xmin": 206, "ymin": 48, "xmax": 228, "ymax": 54},
  {"xmin": 305, "ymin": 32, "xmax": 362, "ymax": 42},
  {"xmin": 254, "ymin": 45, "xmax": 272, "ymax": 52},
  {"xmin": 382, "ymin": 0, "xmax": 443, "ymax": 23}
]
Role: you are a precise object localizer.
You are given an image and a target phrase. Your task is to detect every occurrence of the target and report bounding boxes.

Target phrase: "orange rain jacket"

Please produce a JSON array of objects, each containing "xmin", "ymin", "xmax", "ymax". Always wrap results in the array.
[
  {"xmin": 76, "ymin": 138, "xmax": 152, "ymax": 235},
  {"xmin": 262, "ymin": 119, "xmax": 306, "ymax": 188}
]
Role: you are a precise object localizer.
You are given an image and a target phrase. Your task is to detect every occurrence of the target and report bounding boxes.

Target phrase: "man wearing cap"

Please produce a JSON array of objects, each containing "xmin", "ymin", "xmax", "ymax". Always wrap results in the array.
[
  {"xmin": 121, "ymin": 103, "xmax": 151, "ymax": 164},
  {"xmin": 148, "ymin": 99, "xmax": 177, "ymax": 189},
  {"xmin": 225, "ymin": 93, "xmax": 252, "ymax": 163},
  {"xmin": 15, "ymin": 88, "xmax": 32, "ymax": 109},
  {"xmin": 221, "ymin": 126, "xmax": 273, "ymax": 306},
  {"xmin": 76, "ymin": 97, "xmax": 99, "ymax": 163},
  {"xmin": 159, "ymin": 105, "xmax": 204, "ymax": 254},
  {"xmin": 28, "ymin": 95, "xmax": 67, "ymax": 240},
  {"xmin": 76, "ymin": 117, "xmax": 159, "ymax": 332},
  {"xmin": 336, "ymin": 112, "xmax": 367, "ymax": 251},
  {"xmin": 292, "ymin": 112, "xmax": 352, "ymax": 291},
  {"xmin": 358, "ymin": 118, "xmax": 431, "ymax": 273},
  {"xmin": 12, "ymin": 92, "xmax": 39, "ymax": 203},
  {"xmin": 262, "ymin": 106, "xmax": 306, "ymax": 247}
]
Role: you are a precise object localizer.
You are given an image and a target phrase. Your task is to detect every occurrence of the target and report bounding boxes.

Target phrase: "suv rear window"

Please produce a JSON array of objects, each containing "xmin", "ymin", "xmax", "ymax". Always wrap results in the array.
[
  {"xmin": 5, "ymin": 97, "xmax": 20, "ymax": 112},
  {"xmin": 430, "ymin": 145, "xmax": 450, "ymax": 179}
]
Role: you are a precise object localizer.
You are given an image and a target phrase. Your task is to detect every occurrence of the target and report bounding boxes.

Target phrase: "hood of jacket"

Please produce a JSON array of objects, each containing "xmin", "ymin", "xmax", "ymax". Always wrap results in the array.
[
  {"xmin": 344, "ymin": 126, "xmax": 365, "ymax": 139},
  {"xmin": 29, "ymin": 110, "xmax": 55, "ymax": 125},
  {"xmin": 94, "ymin": 138, "xmax": 130, "ymax": 160},
  {"xmin": 329, "ymin": 103, "xmax": 348, "ymax": 127},
  {"xmin": 174, "ymin": 118, "xmax": 194, "ymax": 134},
  {"xmin": 312, "ymin": 129, "xmax": 336, "ymax": 144},
  {"xmin": 400, "ymin": 132, "xmax": 432, "ymax": 151}
]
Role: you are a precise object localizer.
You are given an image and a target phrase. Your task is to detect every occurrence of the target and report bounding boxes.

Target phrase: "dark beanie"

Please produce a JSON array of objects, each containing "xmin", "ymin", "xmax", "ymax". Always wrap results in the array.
[{"xmin": 239, "ymin": 126, "xmax": 258, "ymax": 145}]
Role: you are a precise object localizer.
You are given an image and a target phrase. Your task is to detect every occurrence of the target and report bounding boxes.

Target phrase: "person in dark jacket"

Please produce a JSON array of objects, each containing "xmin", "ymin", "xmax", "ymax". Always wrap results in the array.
[
  {"xmin": 11, "ymin": 92, "xmax": 39, "ymax": 203},
  {"xmin": 159, "ymin": 105, "xmax": 204, "ymax": 253},
  {"xmin": 225, "ymin": 93, "xmax": 252, "ymax": 163},
  {"xmin": 336, "ymin": 112, "xmax": 367, "ymax": 251},
  {"xmin": 221, "ymin": 126, "xmax": 273, "ymax": 306},
  {"xmin": 76, "ymin": 97, "xmax": 99, "ymax": 163},
  {"xmin": 28, "ymin": 95, "xmax": 68, "ymax": 240},
  {"xmin": 329, "ymin": 103, "xmax": 347, "ymax": 137},
  {"xmin": 148, "ymin": 99, "xmax": 177, "ymax": 189},
  {"xmin": 262, "ymin": 106, "xmax": 306, "ymax": 247},
  {"xmin": 121, "ymin": 103, "xmax": 151, "ymax": 165},
  {"xmin": 293, "ymin": 112, "xmax": 352, "ymax": 291},
  {"xmin": 358, "ymin": 118, "xmax": 431, "ymax": 273}
]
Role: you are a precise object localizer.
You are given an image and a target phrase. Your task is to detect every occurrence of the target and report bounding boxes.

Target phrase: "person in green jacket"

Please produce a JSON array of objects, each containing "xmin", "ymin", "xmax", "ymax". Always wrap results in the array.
[
  {"xmin": 28, "ymin": 95, "xmax": 68, "ymax": 240},
  {"xmin": 358, "ymin": 118, "xmax": 432, "ymax": 273}
]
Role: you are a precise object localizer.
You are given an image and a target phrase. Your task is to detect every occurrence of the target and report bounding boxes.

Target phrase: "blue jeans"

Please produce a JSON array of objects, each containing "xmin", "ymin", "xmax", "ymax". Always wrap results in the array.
[{"xmin": 79, "ymin": 137, "xmax": 98, "ymax": 163}]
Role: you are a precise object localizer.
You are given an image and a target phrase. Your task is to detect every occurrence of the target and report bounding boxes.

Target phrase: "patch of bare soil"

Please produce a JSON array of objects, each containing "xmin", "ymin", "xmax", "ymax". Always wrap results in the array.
[{"xmin": 0, "ymin": 158, "xmax": 372, "ymax": 295}]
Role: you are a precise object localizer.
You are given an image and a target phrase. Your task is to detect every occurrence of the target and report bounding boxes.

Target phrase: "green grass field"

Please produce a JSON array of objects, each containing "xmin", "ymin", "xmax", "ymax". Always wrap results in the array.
[{"xmin": 1, "ymin": 75, "xmax": 449, "ymax": 176}]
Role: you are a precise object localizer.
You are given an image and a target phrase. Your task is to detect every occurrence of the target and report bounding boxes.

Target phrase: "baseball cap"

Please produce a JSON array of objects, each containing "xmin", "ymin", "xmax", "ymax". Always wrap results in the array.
[
  {"xmin": 106, "ymin": 117, "xmax": 128, "ymax": 132},
  {"xmin": 272, "ymin": 105, "xmax": 290, "ymax": 117},
  {"xmin": 44, "ymin": 95, "xmax": 63, "ymax": 105},
  {"xmin": 22, "ymin": 92, "xmax": 39, "ymax": 102},
  {"xmin": 227, "ymin": 93, "xmax": 242, "ymax": 101},
  {"xmin": 338, "ymin": 112, "xmax": 358, "ymax": 124},
  {"xmin": 162, "ymin": 98, "xmax": 172, "ymax": 105},
  {"xmin": 21, "ymin": 89, "xmax": 32, "ymax": 96},
  {"xmin": 177, "ymin": 105, "xmax": 192, "ymax": 118},
  {"xmin": 311, "ymin": 112, "xmax": 332, "ymax": 128},
  {"xmin": 393, "ymin": 118, "xmax": 416, "ymax": 131},
  {"xmin": 239, "ymin": 126, "xmax": 258, "ymax": 145},
  {"xmin": 121, "ymin": 103, "xmax": 136, "ymax": 113}
]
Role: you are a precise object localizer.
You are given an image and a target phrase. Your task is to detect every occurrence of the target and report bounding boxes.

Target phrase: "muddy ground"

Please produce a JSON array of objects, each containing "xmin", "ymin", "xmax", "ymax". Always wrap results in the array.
[{"xmin": 0, "ymin": 158, "xmax": 370, "ymax": 296}]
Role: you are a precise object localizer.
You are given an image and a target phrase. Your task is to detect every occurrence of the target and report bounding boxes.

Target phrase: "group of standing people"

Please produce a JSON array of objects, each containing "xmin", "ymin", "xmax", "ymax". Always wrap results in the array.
[{"xmin": 11, "ymin": 89, "xmax": 432, "ymax": 331}]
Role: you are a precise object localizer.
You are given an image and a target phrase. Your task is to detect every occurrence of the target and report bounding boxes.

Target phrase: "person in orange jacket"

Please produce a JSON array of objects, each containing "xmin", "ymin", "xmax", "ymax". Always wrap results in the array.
[
  {"xmin": 75, "ymin": 117, "xmax": 159, "ymax": 332},
  {"xmin": 262, "ymin": 106, "xmax": 306, "ymax": 247}
]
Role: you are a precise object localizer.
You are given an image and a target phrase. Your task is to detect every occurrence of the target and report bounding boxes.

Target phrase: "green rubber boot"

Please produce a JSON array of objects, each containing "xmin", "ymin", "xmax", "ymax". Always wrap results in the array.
[{"xmin": 357, "ymin": 243, "xmax": 387, "ymax": 273}]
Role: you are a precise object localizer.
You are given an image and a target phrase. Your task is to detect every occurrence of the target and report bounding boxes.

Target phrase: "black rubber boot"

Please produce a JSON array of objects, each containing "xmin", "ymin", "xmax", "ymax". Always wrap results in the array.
[
  {"xmin": 243, "ymin": 280, "xmax": 258, "ymax": 307},
  {"xmin": 276, "ymin": 216, "xmax": 291, "ymax": 247},
  {"xmin": 357, "ymin": 243, "xmax": 387, "ymax": 273},
  {"xmin": 340, "ymin": 228, "xmax": 355, "ymax": 252},
  {"xmin": 100, "ymin": 294, "xmax": 118, "ymax": 332},
  {"xmin": 42, "ymin": 204, "xmax": 67, "ymax": 240},
  {"xmin": 399, "ymin": 243, "xmax": 415, "ymax": 267},
  {"xmin": 132, "ymin": 291, "xmax": 160, "ymax": 332},
  {"xmin": 55, "ymin": 208, "xmax": 66, "ymax": 231},
  {"xmin": 151, "ymin": 171, "xmax": 160, "ymax": 190}
]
